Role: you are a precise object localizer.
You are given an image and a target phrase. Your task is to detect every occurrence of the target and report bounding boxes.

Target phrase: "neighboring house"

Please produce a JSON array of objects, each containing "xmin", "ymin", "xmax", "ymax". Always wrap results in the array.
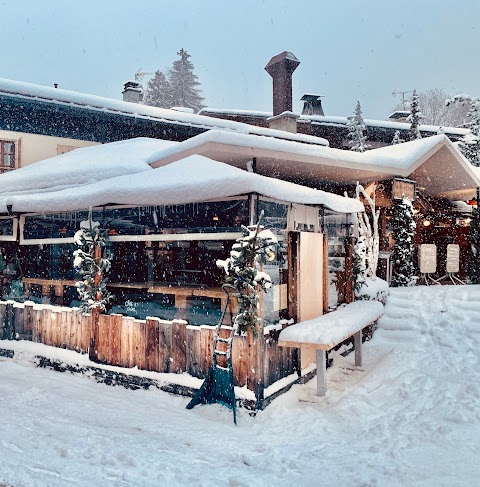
[
  {"xmin": 198, "ymin": 51, "xmax": 469, "ymax": 149},
  {"xmin": 0, "ymin": 77, "xmax": 327, "ymax": 170},
  {"xmin": 0, "ymin": 128, "xmax": 97, "ymax": 172},
  {"xmin": 199, "ymin": 108, "xmax": 469, "ymax": 150}
]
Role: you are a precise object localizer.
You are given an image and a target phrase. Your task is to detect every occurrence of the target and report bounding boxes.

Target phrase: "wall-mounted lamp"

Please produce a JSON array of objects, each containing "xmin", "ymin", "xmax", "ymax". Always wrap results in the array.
[{"xmin": 423, "ymin": 219, "xmax": 431, "ymax": 227}]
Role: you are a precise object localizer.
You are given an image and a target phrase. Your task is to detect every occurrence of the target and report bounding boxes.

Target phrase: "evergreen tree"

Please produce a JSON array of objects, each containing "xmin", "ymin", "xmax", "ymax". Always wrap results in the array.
[
  {"xmin": 143, "ymin": 70, "xmax": 173, "ymax": 109},
  {"xmin": 216, "ymin": 216, "xmax": 277, "ymax": 335},
  {"xmin": 392, "ymin": 130, "xmax": 404, "ymax": 145},
  {"xmin": 168, "ymin": 48, "xmax": 205, "ymax": 112},
  {"xmin": 391, "ymin": 199, "xmax": 416, "ymax": 287},
  {"xmin": 446, "ymin": 94, "xmax": 480, "ymax": 166},
  {"xmin": 347, "ymin": 101, "xmax": 369, "ymax": 152},
  {"xmin": 467, "ymin": 206, "xmax": 480, "ymax": 283},
  {"xmin": 408, "ymin": 89, "xmax": 423, "ymax": 140}
]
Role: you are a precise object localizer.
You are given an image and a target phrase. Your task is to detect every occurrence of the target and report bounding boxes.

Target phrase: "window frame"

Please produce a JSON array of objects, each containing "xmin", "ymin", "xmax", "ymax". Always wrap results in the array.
[{"xmin": 0, "ymin": 139, "xmax": 18, "ymax": 172}]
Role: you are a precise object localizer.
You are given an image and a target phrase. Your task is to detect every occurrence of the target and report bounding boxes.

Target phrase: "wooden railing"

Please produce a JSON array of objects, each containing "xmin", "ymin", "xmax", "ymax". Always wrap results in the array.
[{"xmin": 0, "ymin": 300, "xmax": 298, "ymax": 398}]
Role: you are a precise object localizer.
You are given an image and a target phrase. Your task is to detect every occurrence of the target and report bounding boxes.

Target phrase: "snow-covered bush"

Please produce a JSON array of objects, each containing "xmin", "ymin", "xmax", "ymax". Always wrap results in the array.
[
  {"xmin": 355, "ymin": 277, "xmax": 389, "ymax": 304},
  {"xmin": 216, "ymin": 217, "xmax": 277, "ymax": 335},
  {"xmin": 73, "ymin": 221, "xmax": 112, "ymax": 313}
]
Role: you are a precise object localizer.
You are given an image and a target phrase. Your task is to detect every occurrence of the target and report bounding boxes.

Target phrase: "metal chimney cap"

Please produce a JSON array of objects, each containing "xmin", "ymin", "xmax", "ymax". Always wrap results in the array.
[{"xmin": 265, "ymin": 51, "xmax": 300, "ymax": 72}]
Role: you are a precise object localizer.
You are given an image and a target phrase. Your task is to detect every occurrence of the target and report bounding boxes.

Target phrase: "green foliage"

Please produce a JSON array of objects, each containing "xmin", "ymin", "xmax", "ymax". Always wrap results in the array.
[
  {"xmin": 468, "ymin": 206, "xmax": 480, "ymax": 283},
  {"xmin": 391, "ymin": 199, "xmax": 416, "ymax": 287},
  {"xmin": 143, "ymin": 70, "xmax": 172, "ymax": 109},
  {"xmin": 347, "ymin": 101, "xmax": 369, "ymax": 152},
  {"xmin": 217, "ymin": 217, "xmax": 277, "ymax": 335},
  {"xmin": 144, "ymin": 49, "xmax": 205, "ymax": 112},
  {"xmin": 169, "ymin": 48, "xmax": 205, "ymax": 112},
  {"xmin": 408, "ymin": 89, "xmax": 423, "ymax": 141},
  {"xmin": 73, "ymin": 225, "xmax": 112, "ymax": 313}
]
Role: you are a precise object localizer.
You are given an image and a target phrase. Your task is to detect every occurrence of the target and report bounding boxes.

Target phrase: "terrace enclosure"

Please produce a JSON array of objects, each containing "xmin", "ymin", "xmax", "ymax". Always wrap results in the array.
[{"xmin": 0, "ymin": 142, "xmax": 361, "ymax": 407}]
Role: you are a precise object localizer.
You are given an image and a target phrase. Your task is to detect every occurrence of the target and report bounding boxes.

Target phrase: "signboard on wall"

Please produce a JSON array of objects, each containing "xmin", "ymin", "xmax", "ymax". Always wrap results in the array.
[
  {"xmin": 446, "ymin": 244, "xmax": 460, "ymax": 273},
  {"xmin": 392, "ymin": 178, "xmax": 416, "ymax": 202},
  {"xmin": 419, "ymin": 244, "xmax": 437, "ymax": 274}
]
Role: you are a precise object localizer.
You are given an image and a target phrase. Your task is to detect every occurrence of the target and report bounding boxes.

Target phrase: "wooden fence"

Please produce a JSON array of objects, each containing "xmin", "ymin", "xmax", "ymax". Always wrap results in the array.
[{"xmin": 0, "ymin": 300, "xmax": 298, "ymax": 397}]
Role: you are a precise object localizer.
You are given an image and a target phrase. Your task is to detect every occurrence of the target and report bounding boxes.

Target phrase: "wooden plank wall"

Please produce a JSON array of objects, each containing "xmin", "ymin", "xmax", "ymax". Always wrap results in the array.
[{"xmin": 0, "ymin": 301, "xmax": 298, "ymax": 392}]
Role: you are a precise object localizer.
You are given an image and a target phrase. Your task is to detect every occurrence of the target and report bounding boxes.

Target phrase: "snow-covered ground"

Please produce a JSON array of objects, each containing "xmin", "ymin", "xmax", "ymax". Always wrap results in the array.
[{"xmin": 1, "ymin": 285, "xmax": 480, "ymax": 486}]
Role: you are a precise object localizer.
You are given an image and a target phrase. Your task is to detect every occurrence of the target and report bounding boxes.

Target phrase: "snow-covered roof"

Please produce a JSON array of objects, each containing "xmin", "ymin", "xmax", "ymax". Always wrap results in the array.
[
  {"xmin": 0, "ymin": 137, "xmax": 177, "ymax": 197},
  {"xmin": 198, "ymin": 108, "xmax": 272, "ymax": 117},
  {"xmin": 152, "ymin": 130, "xmax": 448, "ymax": 172},
  {"xmin": 148, "ymin": 131, "xmax": 480, "ymax": 200},
  {"xmin": 0, "ymin": 78, "xmax": 328, "ymax": 146},
  {"xmin": 0, "ymin": 145, "xmax": 362, "ymax": 214},
  {"xmin": 304, "ymin": 115, "xmax": 470, "ymax": 136},
  {"xmin": 199, "ymin": 108, "xmax": 469, "ymax": 137}
]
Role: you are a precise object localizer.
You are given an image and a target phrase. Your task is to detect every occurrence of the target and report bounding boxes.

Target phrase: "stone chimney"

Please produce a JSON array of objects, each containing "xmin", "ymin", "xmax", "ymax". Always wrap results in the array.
[
  {"xmin": 301, "ymin": 94, "xmax": 325, "ymax": 116},
  {"xmin": 265, "ymin": 51, "xmax": 300, "ymax": 116},
  {"xmin": 266, "ymin": 111, "xmax": 299, "ymax": 133},
  {"xmin": 122, "ymin": 80, "xmax": 143, "ymax": 103}
]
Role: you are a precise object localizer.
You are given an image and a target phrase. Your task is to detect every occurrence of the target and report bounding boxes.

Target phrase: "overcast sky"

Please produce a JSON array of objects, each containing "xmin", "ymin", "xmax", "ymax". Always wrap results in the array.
[{"xmin": 1, "ymin": 0, "xmax": 479, "ymax": 120}]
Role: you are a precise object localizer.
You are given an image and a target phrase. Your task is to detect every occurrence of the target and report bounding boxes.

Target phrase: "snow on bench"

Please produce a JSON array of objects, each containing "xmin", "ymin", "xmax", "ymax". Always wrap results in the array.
[{"xmin": 278, "ymin": 300, "xmax": 384, "ymax": 396}]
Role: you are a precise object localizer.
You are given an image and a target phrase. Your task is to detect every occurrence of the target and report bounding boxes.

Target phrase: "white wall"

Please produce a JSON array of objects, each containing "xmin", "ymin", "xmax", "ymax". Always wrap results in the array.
[{"xmin": 0, "ymin": 129, "xmax": 98, "ymax": 168}]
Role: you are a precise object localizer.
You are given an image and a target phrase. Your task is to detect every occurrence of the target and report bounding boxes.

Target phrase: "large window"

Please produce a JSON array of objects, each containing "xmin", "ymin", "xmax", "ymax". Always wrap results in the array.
[{"xmin": 0, "ymin": 141, "xmax": 15, "ymax": 172}]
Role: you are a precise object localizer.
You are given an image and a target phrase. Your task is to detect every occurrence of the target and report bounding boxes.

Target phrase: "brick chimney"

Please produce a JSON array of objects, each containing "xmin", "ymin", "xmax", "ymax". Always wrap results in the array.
[
  {"xmin": 122, "ymin": 80, "xmax": 143, "ymax": 103},
  {"xmin": 265, "ymin": 51, "xmax": 300, "ymax": 116}
]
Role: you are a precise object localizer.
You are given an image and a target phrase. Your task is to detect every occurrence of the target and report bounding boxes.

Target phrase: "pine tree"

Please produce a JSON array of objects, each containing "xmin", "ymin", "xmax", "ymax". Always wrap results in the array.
[
  {"xmin": 347, "ymin": 101, "xmax": 369, "ymax": 152},
  {"xmin": 467, "ymin": 206, "xmax": 480, "ymax": 283},
  {"xmin": 143, "ymin": 70, "xmax": 173, "ymax": 109},
  {"xmin": 408, "ymin": 89, "xmax": 423, "ymax": 140},
  {"xmin": 216, "ymin": 216, "xmax": 277, "ymax": 335},
  {"xmin": 168, "ymin": 49, "xmax": 205, "ymax": 112},
  {"xmin": 391, "ymin": 199, "xmax": 416, "ymax": 287},
  {"xmin": 446, "ymin": 94, "xmax": 480, "ymax": 166},
  {"xmin": 392, "ymin": 130, "xmax": 404, "ymax": 145}
]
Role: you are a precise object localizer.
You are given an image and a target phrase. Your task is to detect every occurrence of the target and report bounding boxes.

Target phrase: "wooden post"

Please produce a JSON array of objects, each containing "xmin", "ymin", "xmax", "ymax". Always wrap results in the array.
[
  {"xmin": 145, "ymin": 317, "xmax": 160, "ymax": 371},
  {"xmin": 322, "ymin": 233, "xmax": 329, "ymax": 313},
  {"xmin": 89, "ymin": 307, "xmax": 100, "ymax": 362},
  {"xmin": 6, "ymin": 302, "xmax": 14, "ymax": 340},
  {"xmin": 287, "ymin": 232, "xmax": 299, "ymax": 322},
  {"xmin": 354, "ymin": 330, "xmax": 362, "ymax": 367},
  {"xmin": 89, "ymin": 240, "xmax": 103, "ymax": 362},
  {"xmin": 171, "ymin": 319, "xmax": 187, "ymax": 373},
  {"xmin": 316, "ymin": 349, "xmax": 327, "ymax": 396}
]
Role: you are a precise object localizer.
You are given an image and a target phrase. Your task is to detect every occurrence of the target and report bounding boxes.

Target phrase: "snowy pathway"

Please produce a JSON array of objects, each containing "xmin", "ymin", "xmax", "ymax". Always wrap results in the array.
[{"xmin": 1, "ymin": 285, "xmax": 480, "ymax": 486}]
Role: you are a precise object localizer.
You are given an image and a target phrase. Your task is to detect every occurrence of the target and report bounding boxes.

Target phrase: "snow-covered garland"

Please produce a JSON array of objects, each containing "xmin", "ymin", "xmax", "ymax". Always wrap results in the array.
[
  {"xmin": 391, "ymin": 198, "xmax": 416, "ymax": 287},
  {"xmin": 73, "ymin": 221, "xmax": 113, "ymax": 313},
  {"xmin": 216, "ymin": 216, "xmax": 277, "ymax": 335}
]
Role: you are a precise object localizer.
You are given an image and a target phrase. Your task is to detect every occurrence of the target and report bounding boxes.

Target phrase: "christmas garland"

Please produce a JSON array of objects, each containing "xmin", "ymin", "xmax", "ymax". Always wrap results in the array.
[
  {"xmin": 216, "ymin": 217, "xmax": 277, "ymax": 335},
  {"xmin": 73, "ymin": 223, "xmax": 113, "ymax": 313}
]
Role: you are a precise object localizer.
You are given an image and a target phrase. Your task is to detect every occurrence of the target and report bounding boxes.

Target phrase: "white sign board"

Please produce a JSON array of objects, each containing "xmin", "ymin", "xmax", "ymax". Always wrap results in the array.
[
  {"xmin": 446, "ymin": 244, "xmax": 460, "ymax": 273},
  {"xmin": 419, "ymin": 244, "xmax": 437, "ymax": 274}
]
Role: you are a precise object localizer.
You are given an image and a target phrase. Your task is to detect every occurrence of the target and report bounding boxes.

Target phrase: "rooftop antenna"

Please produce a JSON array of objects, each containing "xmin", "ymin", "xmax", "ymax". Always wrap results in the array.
[
  {"xmin": 134, "ymin": 68, "xmax": 155, "ymax": 82},
  {"xmin": 392, "ymin": 90, "xmax": 413, "ymax": 110}
]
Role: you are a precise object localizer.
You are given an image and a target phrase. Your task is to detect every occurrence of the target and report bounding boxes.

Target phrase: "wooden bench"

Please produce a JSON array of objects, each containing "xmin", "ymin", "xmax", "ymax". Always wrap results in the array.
[{"xmin": 278, "ymin": 301, "xmax": 384, "ymax": 396}]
